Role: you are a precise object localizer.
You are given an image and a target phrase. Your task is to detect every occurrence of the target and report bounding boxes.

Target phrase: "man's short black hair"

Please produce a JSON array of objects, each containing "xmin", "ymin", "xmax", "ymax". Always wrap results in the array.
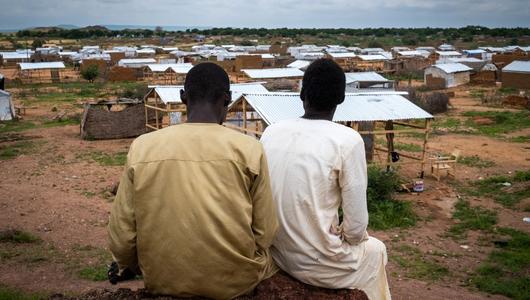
[
  {"xmin": 184, "ymin": 63, "xmax": 230, "ymax": 102},
  {"xmin": 301, "ymin": 58, "xmax": 346, "ymax": 111}
]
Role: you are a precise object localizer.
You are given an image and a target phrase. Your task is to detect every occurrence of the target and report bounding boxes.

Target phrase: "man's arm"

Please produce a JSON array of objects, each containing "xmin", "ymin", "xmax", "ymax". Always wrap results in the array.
[
  {"xmin": 249, "ymin": 148, "xmax": 278, "ymax": 250},
  {"xmin": 339, "ymin": 138, "xmax": 369, "ymax": 245},
  {"xmin": 108, "ymin": 155, "xmax": 138, "ymax": 273}
]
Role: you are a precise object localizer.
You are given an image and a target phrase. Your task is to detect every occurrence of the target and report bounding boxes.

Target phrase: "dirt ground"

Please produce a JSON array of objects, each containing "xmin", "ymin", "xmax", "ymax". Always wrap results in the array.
[{"xmin": 0, "ymin": 84, "xmax": 529, "ymax": 300}]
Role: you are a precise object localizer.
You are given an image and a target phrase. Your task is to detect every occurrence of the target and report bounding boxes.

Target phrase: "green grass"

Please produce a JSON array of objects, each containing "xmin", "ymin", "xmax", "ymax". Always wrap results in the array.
[
  {"xmin": 463, "ymin": 169, "xmax": 530, "ymax": 208},
  {"xmin": 463, "ymin": 111, "xmax": 530, "ymax": 137},
  {"xmin": 394, "ymin": 142, "xmax": 423, "ymax": 153},
  {"xmin": 510, "ymin": 136, "xmax": 530, "ymax": 143},
  {"xmin": 498, "ymin": 87, "xmax": 517, "ymax": 95},
  {"xmin": 0, "ymin": 230, "xmax": 40, "ymax": 243},
  {"xmin": 89, "ymin": 151, "xmax": 127, "ymax": 166},
  {"xmin": 0, "ymin": 285, "xmax": 48, "ymax": 300},
  {"xmin": 433, "ymin": 117, "xmax": 461, "ymax": 131},
  {"xmin": 471, "ymin": 228, "xmax": 530, "ymax": 299},
  {"xmin": 449, "ymin": 200, "xmax": 497, "ymax": 238},
  {"xmin": 78, "ymin": 265, "xmax": 108, "ymax": 281},
  {"xmin": 367, "ymin": 166, "xmax": 417, "ymax": 230},
  {"xmin": 457, "ymin": 155, "xmax": 495, "ymax": 168},
  {"xmin": 470, "ymin": 89, "xmax": 486, "ymax": 99},
  {"xmin": 0, "ymin": 141, "xmax": 39, "ymax": 160},
  {"xmin": 391, "ymin": 244, "xmax": 450, "ymax": 281},
  {"xmin": 41, "ymin": 117, "xmax": 80, "ymax": 128},
  {"xmin": 0, "ymin": 121, "xmax": 37, "ymax": 134}
]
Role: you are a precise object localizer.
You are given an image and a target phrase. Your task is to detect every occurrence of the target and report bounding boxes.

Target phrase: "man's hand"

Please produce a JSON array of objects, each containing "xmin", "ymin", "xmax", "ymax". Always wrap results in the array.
[{"xmin": 107, "ymin": 261, "xmax": 138, "ymax": 284}]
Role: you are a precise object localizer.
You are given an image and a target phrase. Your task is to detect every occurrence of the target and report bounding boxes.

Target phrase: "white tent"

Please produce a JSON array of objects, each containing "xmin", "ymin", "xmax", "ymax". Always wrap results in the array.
[{"xmin": 0, "ymin": 90, "xmax": 15, "ymax": 121}]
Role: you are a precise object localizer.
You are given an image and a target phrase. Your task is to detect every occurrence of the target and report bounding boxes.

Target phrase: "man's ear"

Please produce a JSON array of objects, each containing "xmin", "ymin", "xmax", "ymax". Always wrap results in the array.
[
  {"xmin": 180, "ymin": 89, "xmax": 187, "ymax": 105},
  {"xmin": 337, "ymin": 94, "xmax": 345, "ymax": 105},
  {"xmin": 299, "ymin": 86, "xmax": 305, "ymax": 102}
]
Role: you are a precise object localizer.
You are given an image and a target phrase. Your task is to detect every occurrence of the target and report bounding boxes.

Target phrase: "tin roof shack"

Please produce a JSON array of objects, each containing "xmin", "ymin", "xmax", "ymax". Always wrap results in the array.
[
  {"xmin": 432, "ymin": 51, "xmax": 463, "ymax": 64},
  {"xmin": 144, "ymin": 83, "xmax": 269, "ymax": 131},
  {"xmin": 287, "ymin": 60, "xmax": 311, "ymax": 71},
  {"xmin": 226, "ymin": 92, "xmax": 433, "ymax": 175},
  {"xmin": 0, "ymin": 89, "xmax": 16, "ymax": 121},
  {"xmin": 327, "ymin": 52, "xmax": 357, "ymax": 71},
  {"xmin": 424, "ymin": 63, "xmax": 472, "ymax": 89},
  {"xmin": 385, "ymin": 51, "xmax": 433, "ymax": 76},
  {"xmin": 0, "ymin": 51, "xmax": 32, "ymax": 67},
  {"xmin": 345, "ymin": 72, "xmax": 395, "ymax": 92},
  {"xmin": 16, "ymin": 62, "xmax": 67, "ymax": 83},
  {"xmin": 502, "ymin": 61, "xmax": 530, "ymax": 90},
  {"xmin": 143, "ymin": 63, "xmax": 193, "ymax": 84},
  {"xmin": 351, "ymin": 55, "xmax": 389, "ymax": 71},
  {"xmin": 80, "ymin": 99, "xmax": 153, "ymax": 140},
  {"xmin": 471, "ymin": 63, "xmax": 498, "ymax": 84},
  {"xmin": 493, "ymin": 52, "xmax": 530, "ymax": 70},
  {"xmin": 239, "ymin": 68, "xmax": 304, "ymax": 90}
]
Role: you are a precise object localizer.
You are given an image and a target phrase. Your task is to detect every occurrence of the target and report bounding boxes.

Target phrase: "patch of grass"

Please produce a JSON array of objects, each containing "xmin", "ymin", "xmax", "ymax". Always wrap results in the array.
[
  {"xmin": 367, "ymin": 166, "xmax": 417, "ymax": 230},
  {"xmin": 41, "ymin": 117, "xmax": 80, "ymax": 128},
  {"xmin": 90, "ymin": 151, "xmax": 127, "ymax": 166},
  {"xmin": 0, "ymin": 285, "xmax": 48, "ymax": 300},
  {"xmin": 457, "ymin": 155, "xmax": 495, "ymax": 168},
  {"xmin": 449, "ymin": 200, "xmax": 497, "ymax": 238},
  {"xmin": 498, "ymin": 87, "xmax": 517, "ymax": 95},
  {"xmin": 394, "ymin": 142, "xmax": 423, "ymax": 153},
  {"xmin": 470, "ymin": 89, "xmax": 485, "ymax": 99},
  {"xmin": 471, "ymin": 228, "xmax": 530, "ymax": 299},
  {"xmin": 0, "ymin": 121, "xmax": 37, "ymax": 134},
  {"xmin": 391, "ymin": 244, "xmax": 449, "ymax": 281},
  {"xmin": 78, "ymin": 265, "xmax": 108, "ymax": 281},
  {"xmin": 510, "ymin": 136, "xmax": 530, "ymax": 143},
  {"xmin": 463, "ymin": 111, "xmax": 530, "ymax": 137},
  {"xmin": 69, "ymin": 245, "xmax": 112, "ymax": 282},
  {"xmin": 0, "ymin": 141, "xmax": 39, "ymax": 160},
  {"xmin": 0, "ymin": 230, "xmax": 40, "ymax": 244},
  {"xmin": 463, "ymin": 169, "xmax": 530, "ymax": 208},
  {"xmin": 433, "ymin": 117, "xmax": 461, "ymax": 131}
]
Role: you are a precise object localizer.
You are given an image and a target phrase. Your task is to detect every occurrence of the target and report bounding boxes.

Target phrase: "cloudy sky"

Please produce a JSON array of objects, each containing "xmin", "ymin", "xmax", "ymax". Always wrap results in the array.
[{"xmin": 0, "ymin": 0, "xmax": 529, "ymax": 30}]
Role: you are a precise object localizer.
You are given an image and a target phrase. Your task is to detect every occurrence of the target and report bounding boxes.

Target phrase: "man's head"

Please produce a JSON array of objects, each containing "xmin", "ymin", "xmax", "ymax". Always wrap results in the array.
[
  {"xmin": 300, "ymin": 59, "xmax": 345, "ymax": 117},
  {"xmin": 180, "ymin": 63, "xmax": 231, "ymax": 123}
]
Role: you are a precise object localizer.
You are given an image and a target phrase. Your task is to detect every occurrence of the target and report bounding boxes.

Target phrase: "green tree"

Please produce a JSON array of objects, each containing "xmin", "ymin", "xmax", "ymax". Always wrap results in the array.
[
  {"xmin": 32, "ymin": 38, "xmax": 45, "ymax": 49},
  {"xmin": 81, "ymin": 65, "xmax": 99, "ymax": 83}
]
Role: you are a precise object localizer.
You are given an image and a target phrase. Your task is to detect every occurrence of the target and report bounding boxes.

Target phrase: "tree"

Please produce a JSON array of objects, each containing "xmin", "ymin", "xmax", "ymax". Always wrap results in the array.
[
  {"xmin": 32, "ymin": 38, "xmax": 45, "ymax": 49},
  {"xmin": 81, "ymin": 65, "xmax": 99, "ymax": 83}
]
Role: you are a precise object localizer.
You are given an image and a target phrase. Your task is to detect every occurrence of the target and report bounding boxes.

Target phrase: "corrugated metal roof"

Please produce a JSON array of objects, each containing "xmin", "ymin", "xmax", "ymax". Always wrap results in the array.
[
  {"xmin": 242, "ymin": 68, "xmax": 304, "ymax": 79},
  {"xmin": 287, "ymin": 60, "xmax": 311, "ymax": 69},
  {"xmin": 0, "ymin": 52, "xmax": 30, "ymax": 60},
  {"xmin": 328, "ymin": 52, "xmax": 357, "ymax": 58},
  {"xmin": 435, "ymin": 51, "xmax": 462, "ymax": 56},
  {"xmin": 146, "ymin": 63, "xmax": 193, "ymax": 74},
  {"xmin": 503, "ymin": 60, "xmax": 530, "ymax": 73},
  {"xmin": 237, "ymin": 93, "xmax": 433, "ymax": 125},
  {"xmin": 118, "ymin": 58, "xmax": 157, "ymax": 67},
  {"xmin": 18, "ymin": 62, "xmax": 65, "ymax": 70},
  {"xmin": 345, "ymin": 72, "xmax": 389, "ymax": 84},
  {"xmin": 149, "ymin": 82, "xmax": 269, "ymax": 104},
  {"xmin": 357, "ymin": 55, "xmax": 389, "ymax": 61},
  {"xmin": 432, "ymin": 63, "xmax": 472, "ymax": 73},
  {"xmin": 397, "ymin": 50, "xmax": 425, "ymax": 57}
]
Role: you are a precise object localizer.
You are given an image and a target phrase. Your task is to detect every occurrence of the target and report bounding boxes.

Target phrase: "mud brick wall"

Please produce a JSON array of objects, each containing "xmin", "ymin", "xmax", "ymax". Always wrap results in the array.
[
  {"xmin": 108, "ymin": 66, "xmax": 137, "ymax": 82},
  {"xmin": 502, "ymin": 72, "xmax": 530, "ymax": 89}
]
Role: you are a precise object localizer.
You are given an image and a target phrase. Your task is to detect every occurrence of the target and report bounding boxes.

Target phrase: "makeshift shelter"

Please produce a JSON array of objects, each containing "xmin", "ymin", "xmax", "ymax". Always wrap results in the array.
[
  {"xmin": 0, "ymin": 90, "xmax": 15, "ymax": 121},
  {"xmin": 471, "ymin": 63, "xmax": 498, "ymax": 84},
  {"xmin": 287, "ymin": 60, "xmax": 311, "ymax": 71},
  {"xmin": 424, "ymin": 63, "xmax": 472, "ymax": 89},
  {"xmin": 345, "ymin": 72, "xmax": 395, "ymax": 92},
  {"xmin": 80, "ymin": 99, "xmax": 155, "ymax": 140},
  {"xmin": 17, "ymin": 62, "xmax": 66, "ymax": 83},
  {"xmin": 502, "ymin": 60, "xmax": 530, "ymax": 89},
  {"xmin": 118, "ymin": 58, "xmax": 156, "ymax": 68},
  {"xmin": 143, "ymin": 63, "xmax": 193, "ymax": 84},
  {"xmin": 352, "ymin": 55, "xmax": 389, "ymax": 71},
  {"xmin": 327, "ymin": 52, "xmax": 357, "ymax": 71},
  {"xmin": 226, "ymin": 92, "xmax": 434, "ymax": 174},
  {"xmin": 143, "ymin": 83, "xmax": 269, "ymax": 130}
]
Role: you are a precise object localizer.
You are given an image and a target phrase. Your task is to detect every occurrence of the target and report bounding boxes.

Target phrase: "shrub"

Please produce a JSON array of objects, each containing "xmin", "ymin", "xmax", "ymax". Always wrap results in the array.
[
  {"xmin": 80, "ymin": 65, "xmax": 99, "ymax": 83},
  {"xmin": 405, "ymin": 88, "xmax": 450, "ymax": 114}
]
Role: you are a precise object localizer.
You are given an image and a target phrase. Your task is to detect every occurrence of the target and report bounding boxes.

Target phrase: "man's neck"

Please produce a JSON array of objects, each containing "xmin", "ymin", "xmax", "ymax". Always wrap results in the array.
[
  {"xmin": 186, "ymin": 106, "xmax": 223, "ymax": 124},
  {"xmin": 302, "ymin": 110, "xmax": 334, "ymax": 121}
]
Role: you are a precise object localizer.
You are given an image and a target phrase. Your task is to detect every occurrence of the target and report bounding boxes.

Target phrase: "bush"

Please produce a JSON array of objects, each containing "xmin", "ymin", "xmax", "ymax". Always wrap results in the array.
[
  {"xmin": 120, "ymin": 85, "xmax": 149, "ymax": 100},
  {"xmin": 81, "ymin": 65, "xmax": 99, "ymax": 83},
  {"xmin": 366, "ymin": 166, "xmax": 417, "ymax": 230}
]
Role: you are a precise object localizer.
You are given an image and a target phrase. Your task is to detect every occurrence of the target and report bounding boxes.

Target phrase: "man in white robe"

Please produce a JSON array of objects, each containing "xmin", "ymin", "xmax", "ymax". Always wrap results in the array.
[{"xmin": 260, "ymin": 58, "xmax": 391, "ymax": 300}]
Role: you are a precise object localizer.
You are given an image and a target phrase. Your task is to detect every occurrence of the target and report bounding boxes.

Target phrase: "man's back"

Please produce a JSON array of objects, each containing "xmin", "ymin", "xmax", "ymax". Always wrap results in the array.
[
  {"xmin": 261, "ymin": 118, "xmax": 369, "ymax": 288},
  {"xmin": 109, "ymin": 123, "xmax": 277, "ymax": 299}
]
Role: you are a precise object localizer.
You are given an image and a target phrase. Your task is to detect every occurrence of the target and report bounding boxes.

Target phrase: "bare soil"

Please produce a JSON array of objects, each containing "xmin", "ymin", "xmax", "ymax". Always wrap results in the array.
[{"xmin": 0, "ymin": 85, "xmax": 529, "ymax": 299}]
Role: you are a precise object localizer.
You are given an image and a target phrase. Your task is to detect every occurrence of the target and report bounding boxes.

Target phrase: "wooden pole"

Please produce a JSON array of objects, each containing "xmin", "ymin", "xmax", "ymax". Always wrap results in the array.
[
  {"xmin": 155, "ymin": 94, "xmax": 160, "ymax": 130},
  {"xmin": 243, "ymin": 99, "xmax": 247, "ymax": 131},
  {"xmin": 420, "ymin": 119, "xmax": 432, "ymax": 178}
]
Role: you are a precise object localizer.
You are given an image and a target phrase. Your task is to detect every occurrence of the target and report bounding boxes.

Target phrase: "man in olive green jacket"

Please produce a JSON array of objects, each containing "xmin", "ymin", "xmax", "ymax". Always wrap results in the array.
[{"xmin": 108, "ymin": 63, "xmax": 278, "ymax": 299}]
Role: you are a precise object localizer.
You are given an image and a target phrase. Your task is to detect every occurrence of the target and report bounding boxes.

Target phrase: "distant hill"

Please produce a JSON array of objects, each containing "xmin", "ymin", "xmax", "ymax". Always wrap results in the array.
[{"xmin": 56, "ymin": 24, "xmax": 80, "ymax": 30}]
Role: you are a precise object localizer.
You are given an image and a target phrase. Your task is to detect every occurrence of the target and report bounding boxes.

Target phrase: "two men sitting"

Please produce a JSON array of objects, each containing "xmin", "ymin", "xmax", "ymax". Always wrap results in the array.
[{"xmin": 108, "ymin": 59, "xmax": 390, "ymax": 299}]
